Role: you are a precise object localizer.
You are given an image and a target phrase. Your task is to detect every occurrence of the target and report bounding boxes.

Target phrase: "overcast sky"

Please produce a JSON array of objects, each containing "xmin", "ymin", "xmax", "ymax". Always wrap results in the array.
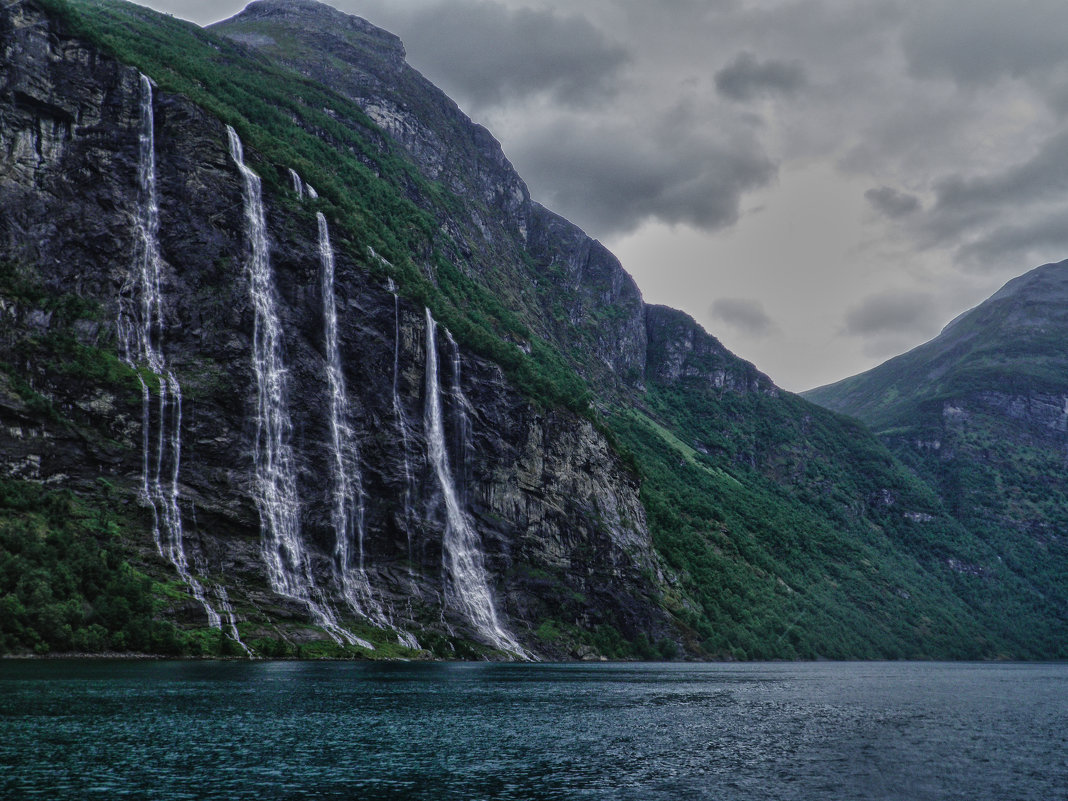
[{"xmin": 147, "ymin": 0, "xmax": 1068, "ymax": 391}]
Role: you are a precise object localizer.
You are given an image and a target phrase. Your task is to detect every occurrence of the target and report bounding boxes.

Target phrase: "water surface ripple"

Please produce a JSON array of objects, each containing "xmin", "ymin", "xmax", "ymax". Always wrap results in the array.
[{"xmin": 2, "ymin": 661, "xmax": 1066, "ymax": 800}]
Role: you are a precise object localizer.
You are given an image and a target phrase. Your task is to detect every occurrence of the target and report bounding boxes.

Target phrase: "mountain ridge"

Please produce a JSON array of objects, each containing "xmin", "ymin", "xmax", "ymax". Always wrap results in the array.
[
  {"xmin": 0, "ymin": 0, "xmax": 1063, "ymax": 659},
  {"xmin": 804, "ymin": 260, "xmax": 1068, "ymax": 654}
]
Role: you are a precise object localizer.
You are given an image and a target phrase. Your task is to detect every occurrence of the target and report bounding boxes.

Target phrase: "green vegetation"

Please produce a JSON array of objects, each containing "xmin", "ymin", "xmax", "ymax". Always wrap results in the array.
[
  {"xmin": 804, "ymin": 262, "xmax": 1068, "ymax": 658},
  {"xmin": 611, "ymin": 381, "xmax": 1066, "ymax": 659},
  {"xmin": 0, "ymin": 479, "xmax": 205, "ymax": 654}
]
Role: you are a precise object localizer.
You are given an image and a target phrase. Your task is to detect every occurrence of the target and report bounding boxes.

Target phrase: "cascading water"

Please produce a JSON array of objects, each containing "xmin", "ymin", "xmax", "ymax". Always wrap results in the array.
[
  {"xmin": 118, "ymin": 75, "xmax": 238, "ymax": 642},
  {"xmin": 387, "ymin": 278, "xmax": 415, "ymax": 562},
  {"xmin": 444, "ymin": 328, "xmax": 474, "ymax": 500},
  {"xmin": 318, "ymin": 216, "xmax": 418, "ymax": 650},
  {"xmin": 288, "ymin": 168, "xmax": 304, "ymax": 199},
  {"xmin": 227, "ymin": 125, "xmax": 361, "ymax": 648},
  {"xmin": 317, "ymin": 212, "xmax": 380, "ymax": 645},
  {"xmin": 424, "ymin": 309, "xmax": 525, "ymax": 657}
]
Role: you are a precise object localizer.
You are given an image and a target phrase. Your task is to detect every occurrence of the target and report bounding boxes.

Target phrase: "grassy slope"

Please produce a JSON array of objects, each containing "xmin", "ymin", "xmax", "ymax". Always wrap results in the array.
[{"xmin": 804, "ymin": 261, "xmax": 1068, "ymax": 657}]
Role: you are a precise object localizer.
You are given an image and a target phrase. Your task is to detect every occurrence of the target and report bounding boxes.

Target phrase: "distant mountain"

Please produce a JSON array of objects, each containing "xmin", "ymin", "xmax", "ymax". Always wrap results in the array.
[
  {"xmin": 0, "ymin": 0, "xmax": 1062, "ymax": 660},
  {"xmin": 805, "ymin": 260, "xmax": 1068, "ymax": 654}
]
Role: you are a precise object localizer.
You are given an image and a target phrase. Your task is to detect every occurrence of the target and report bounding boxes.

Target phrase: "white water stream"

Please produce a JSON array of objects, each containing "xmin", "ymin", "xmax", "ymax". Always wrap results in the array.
[
  {"xmin": 387, "ymin": 278, "xmax": 415, "ymax": 562},
  {"xmin": 227, "ymin": 127, "xmax": 361, "ymax": 648},
  {"xmin": 118, "ymin": 75, "xmax": 247, "ymax": 647},
  {"xmin": 424, "ymin": 309, "xmax": 525, "ymax": 656}
]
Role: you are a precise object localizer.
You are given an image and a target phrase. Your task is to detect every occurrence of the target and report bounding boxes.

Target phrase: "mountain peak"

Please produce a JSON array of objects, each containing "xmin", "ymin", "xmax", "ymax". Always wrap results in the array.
[{"xmin": 215, "ymin": 0, "xmax": 405, "ymax": 61}]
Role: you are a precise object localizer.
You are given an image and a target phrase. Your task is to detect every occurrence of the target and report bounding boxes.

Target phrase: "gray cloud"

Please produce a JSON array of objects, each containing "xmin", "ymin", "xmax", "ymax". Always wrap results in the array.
[
  {"xmin": 902, "ymin": 0, "xmax": 1068, "ymax": 87},
  {"xmin": 512, "ymin": 116, "xmax": 776, "ymax": 236},
  {"xmin": 865, "ymin": 186, "xmax": 921, "ymax": 218},
  {"xmin": 933, "ymin": 130, "xmax": 1068, "ymax": 216},
  {"xmin": 843, "ymin": 290, "xmax": 940, "ymax": 338},
  {"xmin": 367, "ymin": 0, "xmax": 628, "ymax": 108},
  {"xmin": 709, "ymin": 297, "xmax": 778, "ymax": 338},
  {"xmin": 956, "ymin": 210, "xmax": 1068, "ymax": 269},
  {"xmin": 715, "ymin": 52, "xmax": 807, "ymax": 101},
  {"xmin": 909, "ymin": 130, "xmax": 1068, "ymax": 268}
]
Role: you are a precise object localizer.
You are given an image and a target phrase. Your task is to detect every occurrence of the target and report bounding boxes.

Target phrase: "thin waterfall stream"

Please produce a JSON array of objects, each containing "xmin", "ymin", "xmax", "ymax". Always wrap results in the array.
[
  {"xmin": 424, "ymin": 309, "xmax": 526, "ymax": 657},
  {"xmin": 118, "ymin": 75, "xmax": 246, "ymax": 649},
  {"xmin": 387, "ymin": 278, "xmax": 415, "ymax": 565},
  {"xmin": 226, "ymin": 126, "xmax": 360, "ymax": 648}
]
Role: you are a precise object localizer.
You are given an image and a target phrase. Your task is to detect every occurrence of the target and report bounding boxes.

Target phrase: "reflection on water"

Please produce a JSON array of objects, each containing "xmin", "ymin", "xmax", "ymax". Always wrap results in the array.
[{"xmin": 2, "ymin": 661, "xmax": 1066, "ymax": 800}]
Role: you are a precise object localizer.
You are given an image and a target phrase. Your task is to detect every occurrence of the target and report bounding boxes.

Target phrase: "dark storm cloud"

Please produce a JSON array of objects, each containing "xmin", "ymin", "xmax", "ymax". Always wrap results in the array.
[
  {"xmin": 902, "ymin": 0, "xmax": 1068, "ymax": 87},
  {"xmin": 714, "ymin": 52, "xmax": 807, "ymax": 101},
  {"xmin": 512, "ymin": 117, "xmax": 776, "ymax": 236},
  {"xmin": 709, "ymin": 298, "xmax": 778, "ymax": 337},
  {"xmin": 956, "ymin": 212, "xmax": 1068, "ymax": 268},
  {"xmin": 865, "ymin": 186, "xmax": 920, "ymax": 218},
  {"xmin": 914, "ymin": 130, "xmax": 1068, "ymax": 267},
  {"xmin": 372, "ymin": 0, "xmax": 629, "ymax": 108},
  {"xmin": 843, "ymin": 290, "xmax": 939, "ymax": 337},
  {"xmin": 933, "ymin": 131, "xmax": 1068, "ymax": 215}
]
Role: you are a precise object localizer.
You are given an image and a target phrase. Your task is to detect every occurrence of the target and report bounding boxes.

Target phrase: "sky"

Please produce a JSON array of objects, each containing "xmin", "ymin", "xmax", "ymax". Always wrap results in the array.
[{"xmin": 145, "ymin": 0, "xmax": 1068, "ymax": 391}]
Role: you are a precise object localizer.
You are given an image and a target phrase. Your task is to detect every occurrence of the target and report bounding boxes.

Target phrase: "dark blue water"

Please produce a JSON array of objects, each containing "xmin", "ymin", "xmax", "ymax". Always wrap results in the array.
[{"xmin": 2, "ymin": 660, "xmax": 1066, "ymax": 800}]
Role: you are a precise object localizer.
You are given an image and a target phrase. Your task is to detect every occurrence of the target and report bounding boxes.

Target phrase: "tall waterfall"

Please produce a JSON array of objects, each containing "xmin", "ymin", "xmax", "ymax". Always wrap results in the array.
[
  {"xmin": 424, "ymin": 309, "xmax": 525, "ymax": 656},
  {"xmin": 444, "ymin": 328, "xmax": 474, "ymax": 500},
  {"xmin": 317, "ymin": 214, "xmax": 378, "ymax": 620},
  {"xmin": 118, "ymin": 75, "xmax": 242, "ymax": 643},
  {"xmin": 318, "ymin": 217, "xmax": 418, "ymax": 650},
  {"xmin": 387, "ymin": 278, "xmax": 415, "ymax": 561},
  {"xmin": 227, "ymin": 126, "xmax": 363, "ymax": 649}
]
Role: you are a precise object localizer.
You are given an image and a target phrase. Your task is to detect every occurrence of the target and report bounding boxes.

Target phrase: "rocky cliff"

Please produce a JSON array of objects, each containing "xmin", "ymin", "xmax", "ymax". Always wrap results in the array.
[
  {"xmin": 211, "ymin": 0, "xmax": 650, "ymax": 397},
  {"xmin": 0, "ymin": 0, "xmax": 669, "ymax": 658},
  {"xmin": 2, "ymin": 0, "xmax": 1064, "ymax": 660}
]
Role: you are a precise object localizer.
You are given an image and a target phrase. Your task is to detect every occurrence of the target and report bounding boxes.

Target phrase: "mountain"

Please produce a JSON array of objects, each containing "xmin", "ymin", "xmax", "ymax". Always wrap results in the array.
[
  {"xmin": 805, "ymin": 260, "xmax": 1068, "ymax": 654},
  {"xmin": 0, "ymin": 0, "xmax": 1062, "ymax": 659}
]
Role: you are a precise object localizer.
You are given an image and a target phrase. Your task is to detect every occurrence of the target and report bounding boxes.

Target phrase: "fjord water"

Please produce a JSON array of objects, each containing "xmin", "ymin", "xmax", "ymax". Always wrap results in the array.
[{"xmin": 3, "ymin": 662, "xmax": 1065, "ymax": 800}]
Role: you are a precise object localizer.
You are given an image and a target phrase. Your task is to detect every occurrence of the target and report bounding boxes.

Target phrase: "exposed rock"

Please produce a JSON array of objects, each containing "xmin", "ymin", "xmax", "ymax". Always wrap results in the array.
[{"xmin": 0, "ymin": 0, "xmax": 672, "ymax": 656}]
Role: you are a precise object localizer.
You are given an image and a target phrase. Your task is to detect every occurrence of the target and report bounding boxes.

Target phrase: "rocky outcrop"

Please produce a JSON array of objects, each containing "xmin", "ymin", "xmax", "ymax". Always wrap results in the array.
[
  {"xmin": 0, "ymin": 0, "xmax": 672, "ymax": 657},
  {"xmin": 644, "ymin": 304, "xmax": 775, "ymax": 395}
]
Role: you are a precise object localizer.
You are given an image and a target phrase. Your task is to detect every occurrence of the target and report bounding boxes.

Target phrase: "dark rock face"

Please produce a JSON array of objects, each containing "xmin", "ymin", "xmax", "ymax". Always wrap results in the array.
[
  {"xmin": 211, "ymin": 0, "xmax": 649, "ymax": 397},
  {"xmin": 0, "ymin": 0, "xmax": 671, "ymax": 655},
  {"xmin": 645, "ymin": 304, "xmax": 775, "ymax": 395}
]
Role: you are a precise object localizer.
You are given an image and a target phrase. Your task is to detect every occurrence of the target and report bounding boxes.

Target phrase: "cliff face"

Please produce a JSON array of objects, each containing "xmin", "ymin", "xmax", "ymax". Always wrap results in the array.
[
  {"xmin": 0, "ymin": 0, "xmax": 669, "ymax": 657},
  {"xmin": 644, "ymin": 305, "xmax": 775, "ymax": 395},
  {"xmin": 211, "ymin": 0, "xmax": 649, "ymax": 396}
]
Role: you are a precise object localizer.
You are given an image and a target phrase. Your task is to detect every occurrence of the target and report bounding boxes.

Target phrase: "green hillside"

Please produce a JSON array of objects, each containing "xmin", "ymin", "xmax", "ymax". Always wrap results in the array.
[{"xmin": 805, "ymin": 261, "xmax": 1068, "ymax": 655}]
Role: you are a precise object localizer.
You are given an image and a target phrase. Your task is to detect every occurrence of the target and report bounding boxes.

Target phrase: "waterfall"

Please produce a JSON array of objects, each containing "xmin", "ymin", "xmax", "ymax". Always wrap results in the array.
[
  {"xmin": 118, "ymin": 75, "xmax": 235, "ymax": 641},
  {"xmin": 318, "ymin": 216, "xmax": 419, "ymax": 650},
  {"xmin": 227, "ymin": 125, "xmax": 365, "ymax": 649},
  {"xmin": 444, "ymin": 328, "xmax": 473, "ymax": 500},
  {"xmin": 424, "ymin": 309, "xmax": 525, "ymax": 657},
  {"xmin": 318, "ymin": 213, "xmax": 376, "ymax": 617},
  {"xmin": 288, "ymin": 168, "xmax": 304, "ymax": 199},
  {"xmin": 388, "ymin": 278, "xmax": 415, "ymax": 562}
]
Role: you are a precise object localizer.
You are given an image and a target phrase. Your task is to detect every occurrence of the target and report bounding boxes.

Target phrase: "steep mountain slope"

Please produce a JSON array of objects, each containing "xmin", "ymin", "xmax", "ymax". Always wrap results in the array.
[
  {"xmin": 806, "ymin": 261, "xmax": 1068, "ymax": 654},
  {"xmin": 0, "ymin": 0, "xmax": 1062, "ymax": 659},
  {"xmin": 0, "ymin": 0, "xmax": 668, "ymax": 659},
  {"xmin": 209, "ymin": 0, "xmax": 1052, "ymax": 659},
  {"xmin": 211, "ymin": 0, "xmax": 649, "ymax": 400}
]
